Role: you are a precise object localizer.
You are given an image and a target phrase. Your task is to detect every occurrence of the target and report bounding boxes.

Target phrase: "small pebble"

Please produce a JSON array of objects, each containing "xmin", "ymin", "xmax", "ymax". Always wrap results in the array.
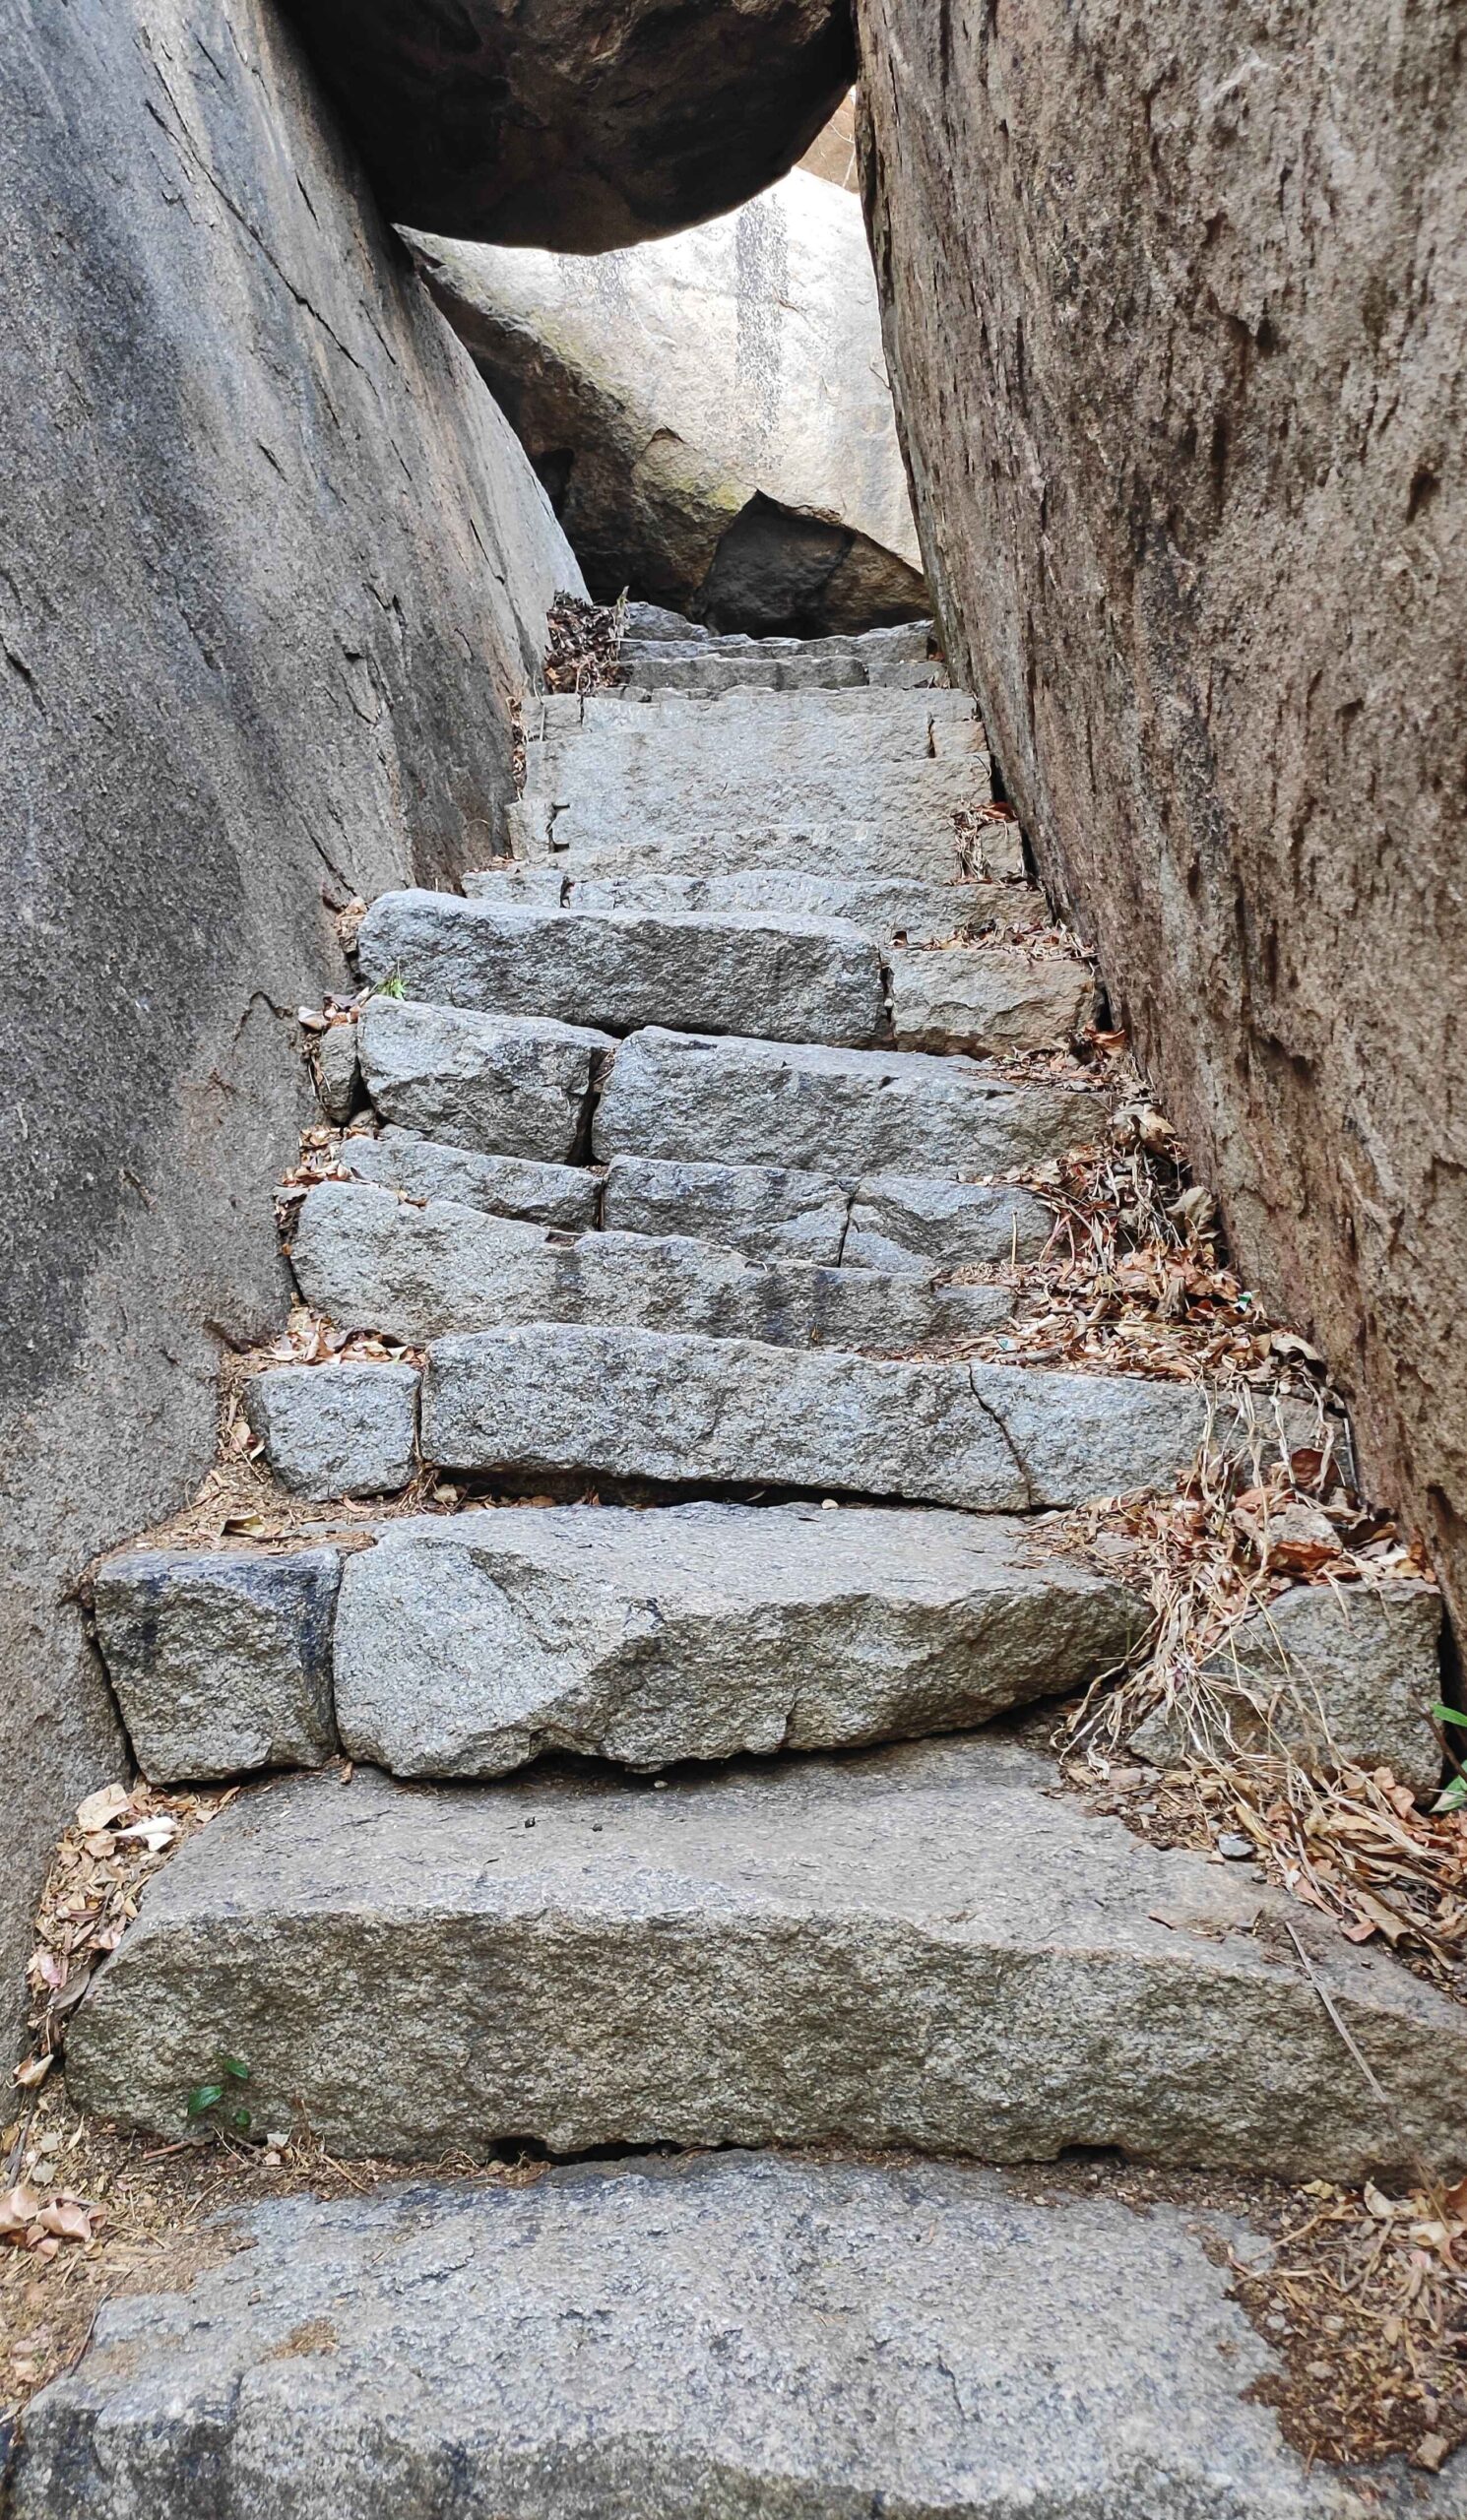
[{"xmin": 1217, "ymin": 1831, "xmax": 1254, "ymax": 1860}]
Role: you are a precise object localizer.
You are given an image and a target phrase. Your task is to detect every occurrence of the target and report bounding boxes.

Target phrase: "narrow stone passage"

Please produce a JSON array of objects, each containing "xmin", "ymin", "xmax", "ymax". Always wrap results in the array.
[{"xmin": 15, "ymin": 614, "xmax": 1458, "ymax": 2517}]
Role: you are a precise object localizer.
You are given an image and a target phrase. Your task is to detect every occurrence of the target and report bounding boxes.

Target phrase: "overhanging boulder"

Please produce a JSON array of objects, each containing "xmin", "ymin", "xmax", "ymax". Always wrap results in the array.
[{"xmin": 407, "ymin": 171, "xmax": 928, "ymax": 636}]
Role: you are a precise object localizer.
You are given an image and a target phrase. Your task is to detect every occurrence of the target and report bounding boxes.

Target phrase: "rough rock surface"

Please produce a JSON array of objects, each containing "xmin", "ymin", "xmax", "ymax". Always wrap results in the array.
[
  {"xmin": 593, "ymin": 1027, "xmax": 1089, "ymax": 1174},
  {"xmin": 603, "ymin": 1155, "xmax": 851, "ymax": 1262},
  {"xmin": 520, "ymin": 688, "xmax": 989, "ymax": 868},
  {"xmin": 855, "ymin": 0, "xmax": 1467, "ymax": 1625},
  {"xmin": 93, "ymin": 1547, "xmax": 342, "ymax": 1783},
  {"xmin": 355, "ymin": 890, "xmax": 886, "ymax": 1045},
  {"xmin": 467, "ymin": 864, "xmax": 1004, "ymax": 941},
  {"xmin": 333, "ymin": 1503, "xmax": 1141, "ymax": 1776},
  {"xmin": 845, "ymin": 1175, "xmax": 1054, "ymax": 1272},
  {"xmin": 284, "ymin": 1, "xmax": 854, "ymax": 252},
  {"xmin": 67, "ymin": 1742, "xmax": 1467, "ymax": 2175},
  {"xmin": 17, "ymin": 2152, "xmax": 1449, "ymax": 2520},
  {"xmin": 409, "ymin": 168, "xmax": 925, "ymax": 633},
  {"xmin": 1131, "ymin": 1581, "xmax": 1445, "ymax": 1798},
  {"xmin": 356, "ymin": 997, "xmax": 613, "ymax": 1162},
  {"xmin": 289, "ymin": 1181, "xmax": 1007, "ymax": 1352},
  {"xmin": 0, "ymin": 0, "xmax": 576, "ymax": 2048},
  {"xmin": 342, "ymin": 1129, "xmax": 601, "ymax": 1231},
  {"xmin": 311, "ymin": 1024, "xmax": 360, "ymax": 1125},
  {"xmin": 245, "ymin": 1366, "xmax": 418, "ymax": 1503},
  {"xmin": 421, "ymin": 1324, "xmax": 1222, "ymax": 1508},
  {"xmin": 889, "ymin": 946, "xmax": 1096, "ymax": 1054}
]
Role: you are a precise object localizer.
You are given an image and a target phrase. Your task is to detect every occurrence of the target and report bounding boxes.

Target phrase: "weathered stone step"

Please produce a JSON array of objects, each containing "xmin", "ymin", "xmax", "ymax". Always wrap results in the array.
[
  {"xmin": 14, "ymin": 2151, "xmax": 1415, "ymax": 2520},
  {"xmin": 355, "ymin": 890, "xmax": 885, "ymax": 1045},
  {"xmin": 463, "ymin": 861, "xmax": 1015, "ymax": 944},
  {"xmin": 520, "ymin": 688, "xmax": 989, "ymax": 865},
  {"xmin": 618, "ymin": 644, "xmax": 941, "ymax": 693},
  {"xmin": 331, "ymin": 1503, "xmax": 1142, "ymax": 1778},
  {"xmin": 593, "ymin": 1026, "xmax": 1094, "ymax": 1174},
  {"xmin": 890, "ymin": 943, "xmax": 1096, "ymax": 1053},
  {"xmin": 602, "ymin": 1153, "xmax": 1053, "ymax": 1269},
  {"xmin": 344, "ymin": 1126, "xmax": 600, "ymax": 1229},
  {"xmin": 66, "ymin": 1737, "xmax": 1467, "ymax": 2176},
  {"xmin": 509, "ymin": 805, "xmax": 1019, "ymax": 884},
  {"xmin": 96, "ymin": 1506, "xmax": 1138, "ymax": 1786},
  {"xmin": 289, "ymin": 1179, "xmax": 1009, "ymax": 1352},
  {"xmin": 420, "ymin": 1323, "xmax": 1228, "ymax": 1511},
  {"xmin": 356, "ymin": 996, "xmax": 612, "ymax": 1162}
]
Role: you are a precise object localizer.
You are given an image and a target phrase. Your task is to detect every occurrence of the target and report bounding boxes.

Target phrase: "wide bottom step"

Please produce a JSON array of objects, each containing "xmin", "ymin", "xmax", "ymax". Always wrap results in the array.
[
  {"xmin": 66, "ymin": 1736, "xmax": 1467, "ymax": 2179},
  {"xmin": 11, "ymin": 2151, "xmax": 1454, "ymax": 2519}
]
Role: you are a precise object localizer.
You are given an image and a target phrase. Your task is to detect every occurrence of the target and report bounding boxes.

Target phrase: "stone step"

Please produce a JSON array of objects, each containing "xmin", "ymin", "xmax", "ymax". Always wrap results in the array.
[
  {"xmin": 95, "ymin": 1504, "xmax": 1138, "ymax": 1786},
  {"xmin": 601, "ymin": 1154, "xmax": 1053, "ymax": 1270},
  {"xmin": 621, "ymin": 606, "xmax": 934, "ymax": 662},
  {"xmin": 244, "ymin": 1361, "xmax": 419, "ymax": 1504},
  {"xmin": 355, "ymin": 996, "xmax": 613, "ymax": 1163},
  {"xmin": 14, "ymin": 2150, "xmax": 1415, "ymax": 2520},
  {"xmin": 890, "ymin": 943, "xmax": 1096, "ymax": 1053},
  {"xmin": 355, "ymin": 890, "xmax": 886, "ymax": 1046},
  {"xmin": 509, "ymin": 804, "xmax": 1021, "ymax": 884},
  {"xmin": 289, "ymin": 1180, "xmax": 1010, "ymax": 1353},
  {"xmin": 343, "ymin": 1126, "xmax": 601, "ymax": 1230},
  {"xmin": 66, "ymin": 1737, "xmax": 1467, "ymax": 2177},
  {"xmin": 617, "ymin": 647, "xmax": 942, "ymax": 693},
  {"xmin": 420, "ymin": 1323, "xmax": 1229, "ymax": 1511},
  {"xmin": 520, "ymin": 688, "xmax": 989, "ymax": 865},
  {"xmin": 592, "ymin": 1026, "xmax": 1095, "ymax": 1174},
  {"xmin": 462, "ymin": 862, "xmax": 1019, "ymax": 944}
]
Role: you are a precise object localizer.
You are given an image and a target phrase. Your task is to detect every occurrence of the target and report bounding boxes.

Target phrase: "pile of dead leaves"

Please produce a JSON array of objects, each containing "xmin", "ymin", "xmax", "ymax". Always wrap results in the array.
[
  {"xmin": 19, "ymin": 1783, "xmax": 227, "ymax": 2104},
  {"xmin": 952, "ymin": 799, "xmax": 1027, "ymax": 881},
  {"xmin": 542, "ymin": 590, "xmax": 626, "ymax": 695},
  {"xmin": 1234, "ymin": 2174, "xmax": 1467, "ymax": 2470}
]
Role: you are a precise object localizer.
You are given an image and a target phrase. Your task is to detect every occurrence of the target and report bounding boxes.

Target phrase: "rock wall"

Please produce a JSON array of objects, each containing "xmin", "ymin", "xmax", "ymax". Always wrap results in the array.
[
  {"xmin": 0, "ymin": 0, "xmax": 580, "ymax": 2048},
  {"xmin": 856, "ymin": 0, "xmax": 1467, "ymax": 1619},
  {"xmin": 408, "ymin": 170, "xmax": 926, "ymax": 635}
]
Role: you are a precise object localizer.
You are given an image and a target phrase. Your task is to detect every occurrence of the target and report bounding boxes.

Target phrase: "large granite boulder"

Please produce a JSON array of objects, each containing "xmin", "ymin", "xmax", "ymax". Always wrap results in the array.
[
  {"xmin": 0, "ymin": 0, "xmax": 578, "ymax": 2052},
  {"xmin": 408, "ymin": 170, "xmax": 927, "ymax": 634},
  {"xmin": 280, "ymin": 0, "xmax": 855, "ymax": 252},
  {"xmin": 855, "ymin": 0, "xmax": 1467, "ymax": 1625}
]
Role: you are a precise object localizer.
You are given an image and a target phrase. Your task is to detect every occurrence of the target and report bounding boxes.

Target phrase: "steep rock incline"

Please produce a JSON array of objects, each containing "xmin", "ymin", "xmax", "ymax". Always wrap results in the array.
[
  {"xmin": 854, "ymin": 0, "xmax": 1467, "ymax": 1623},
  {"xmin": 0, "ymin": 0, "xmax": 579, "ymax": 2049}
]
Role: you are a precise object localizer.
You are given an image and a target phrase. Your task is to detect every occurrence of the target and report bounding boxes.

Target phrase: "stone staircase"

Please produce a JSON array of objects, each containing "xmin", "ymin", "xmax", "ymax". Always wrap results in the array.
[{"xmin": 17, "ymin": 621, "xmax": 1464, "ymax": 2516}]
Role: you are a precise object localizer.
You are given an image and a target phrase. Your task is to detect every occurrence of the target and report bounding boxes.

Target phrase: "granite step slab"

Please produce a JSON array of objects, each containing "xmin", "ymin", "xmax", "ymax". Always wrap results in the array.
[
  {"xmin": 243, "ymin": 1363, "xmax": 419, "ymax": 1504},
  {"xmin": 18, "ymin": 2149, "xmax": 1441, "ymax": 2520},
  {"xmin": 332, "ymin": 1502, "xmax": 1142, "ymax": 1778},
  {"xmin": 420, "ymin": 1323, "xmax": 1231, "ymax": 1511},
  {"xmin": 592, "ymin": 1026, "xmax": 1094, "ymax": 1175},
  {"xmin": 356, "ymin": 996, "xmax": 613, "ymax": 1163},
  {"xmin": 354, "ymin": 891, "xmax": 885, "ymax": 1046},
  {"xmin": 620, "ymin": 607, "xmax": 933, "ymax": 662},
  {"xmin": 65, "ymin": 1737, "xmax": 1467, "ymax": 2177},
  {"xmin": 600, "ymin": 1154, "xmax": 1053, "ymax": 1272},
  {"xmin": 508, "ymin": 807, "xmax": 1023, "ymax": 886},
  {"xmin": 462, "ymin": 863, "xmax": 1017, "ymax": 943},
  {"xmin": 342, "ymin": 1127, "xmax": 601, "ymax": 1231},
  {"xmin": 93, "ymin": 1546, "xmax": 343, "ymax": 1784},
  {"xmin": 289, "ymin": 1180, "xmax": 1008, "ymax": 1354},
  {"xmin": 890, "ymin": 944, "xmax": 1097, "ymax": 1054}
]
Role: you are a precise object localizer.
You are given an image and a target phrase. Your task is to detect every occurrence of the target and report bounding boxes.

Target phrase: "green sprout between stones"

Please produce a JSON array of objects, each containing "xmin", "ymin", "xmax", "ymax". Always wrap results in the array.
[
  {"xmin": 1431, "ymin": 1703, "xmax": 1467, "ymax": 1813},
  {"xmin": 186, "ymin": 2051, "xmax": 252, "ymax": 2134}
]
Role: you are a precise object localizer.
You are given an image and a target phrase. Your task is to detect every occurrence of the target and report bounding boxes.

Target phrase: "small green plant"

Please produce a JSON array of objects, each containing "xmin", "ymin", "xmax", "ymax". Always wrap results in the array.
[
  {"xmin": 1431, "ymin": 1703, "xmax": 1467, "ymax": 1812},
  {"xmin": 186, "ymin": 2051, "xmax": 252, "ymax": 2135},
  {"xmin": 374, "ymin": 969, "xmax": 407, "ymax": 1000}
]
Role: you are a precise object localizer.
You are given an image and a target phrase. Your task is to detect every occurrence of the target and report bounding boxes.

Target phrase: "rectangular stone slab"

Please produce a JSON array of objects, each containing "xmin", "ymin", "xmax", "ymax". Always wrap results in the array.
[
  {"xmin": 593, "ymin": 1027, "xmax": 1094, "ymax": 1174},
  {"xmin": 65, "ymin": 1737, "xmax": 1467, "ymax": 2177},
  {"xmin": 602, "ymin": 1153, "xmax": 851, "ymax": 1262},
  {"xmin": 846, "ymin": 1173, "xmax": 1055, "ymax": 1271},
  {"xmin": 289, "ymin": 1181, "xmax": 1008, "ymax": 1354},
  {"xmin": 354, "ymin": 891, "xmax": 886, "ymax": 1046},
  {"xmin": 343, "ymin": 1128, "xmax": 601, "ymax": 1230},
  {"xmin": 332, "ymin": 1502, "xmax": 1143, "ymax": 1777},
  {"xmin": 94, "ymin": 1546, "xmax": 343, "ymax": 1783},
  {"xmin": 516, "ymin": 812, "xmax": 1005, "ymax": 885},
  {"xmin": 244, "ymin": 1363, "xmax": 419, "ymax": 1503},
  {"xmin": 889, "ymin": 945, "xmax": 1097, "ymax": 1053},
  {"xmin": 356, "ymin": 995, "xmax": 613, "ymax": 1162},
  {"xmin": 463, "ymin": 862, "xmax": 1016, "ymax": 944},
  {"xmin": 420, "ymin": 1323, "xmax": 1222, "ymax": 1509},
  {"xmin": 10, "ymin": 2153, "xmax": 1384, "ymax": 2520}
]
